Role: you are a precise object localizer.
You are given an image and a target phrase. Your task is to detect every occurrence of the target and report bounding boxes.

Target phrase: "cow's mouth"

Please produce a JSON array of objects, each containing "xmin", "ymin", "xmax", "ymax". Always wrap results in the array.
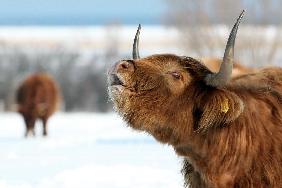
[
  {"xmin": 109, "ymin": 74, "xmax": 124, "ymax": 86},
  {"xmin": 108, "ymin": 74, "xmax": 136, "ymax": 95}
]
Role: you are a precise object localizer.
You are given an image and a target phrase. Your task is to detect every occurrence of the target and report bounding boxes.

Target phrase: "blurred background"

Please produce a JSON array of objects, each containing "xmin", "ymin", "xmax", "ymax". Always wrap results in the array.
[
  {"xmin": 0, "ymin": 0, "xmax": 282, "ymax": 188},
  {"xmin": 1, "ymin": 0, "xmax": 282, "ymax": 112}
]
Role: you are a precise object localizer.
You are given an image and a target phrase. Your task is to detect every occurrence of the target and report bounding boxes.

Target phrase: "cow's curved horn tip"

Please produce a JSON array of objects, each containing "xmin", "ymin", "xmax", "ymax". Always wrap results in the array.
[{"xmin": 240, "ymin": 10, "xmax": 245, "ymax": 18}]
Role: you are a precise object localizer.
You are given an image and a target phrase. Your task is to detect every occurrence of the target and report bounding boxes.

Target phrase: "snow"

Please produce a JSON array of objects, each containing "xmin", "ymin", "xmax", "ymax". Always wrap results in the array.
[
  {"xmin": 0, "ymin": 26, "xmax": 181, "ymax": 54},
  {"xmin": 0, "ymin": 113, "xmax": 183, "ymax": 188}
]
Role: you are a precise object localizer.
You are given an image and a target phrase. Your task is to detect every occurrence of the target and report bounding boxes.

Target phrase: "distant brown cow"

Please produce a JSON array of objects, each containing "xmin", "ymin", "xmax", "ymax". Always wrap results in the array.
[
  {"xmin": 16, "ymin": 73, "xmax": 60, "ymax": 137},
  {"xmin": 200, "ymin": 57, "xmax": 256, "ymax": 77},
  {"xmin": 108, "ymin": 11, "xmax": 282, "ymax": 188}
]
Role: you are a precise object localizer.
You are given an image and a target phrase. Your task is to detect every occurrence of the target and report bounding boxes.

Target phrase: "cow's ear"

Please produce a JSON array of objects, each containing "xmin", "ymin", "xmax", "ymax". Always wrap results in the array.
[{"xmin": 194, "ymin": 90, "xmax": 244, "ymax": 133}]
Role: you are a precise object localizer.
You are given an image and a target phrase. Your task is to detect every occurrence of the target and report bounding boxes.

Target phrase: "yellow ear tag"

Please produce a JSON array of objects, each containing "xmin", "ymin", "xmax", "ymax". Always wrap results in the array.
[{"xmin": 221, "ymin": 98, "xmax": 229, "ymax": 113}]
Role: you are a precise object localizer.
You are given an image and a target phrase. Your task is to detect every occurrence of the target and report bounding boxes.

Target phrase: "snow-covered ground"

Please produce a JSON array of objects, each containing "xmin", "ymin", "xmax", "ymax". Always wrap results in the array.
[
  {"xmin": 0, "ymin": 113, "xmax": 183, "ymax": 188},
  {"xmin": 0, "ymin": 26, "xmax": 181, "ymax": 55}
]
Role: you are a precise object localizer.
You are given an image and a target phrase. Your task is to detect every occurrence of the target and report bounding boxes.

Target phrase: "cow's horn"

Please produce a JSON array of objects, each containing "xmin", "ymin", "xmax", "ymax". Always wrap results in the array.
[
  {"xmin": 205, "ymin": 10, "xmax": 244, "ymax": 87},
  {"xmin": 132, "ymin": 24, "xmax": 141, "ymax": 59}
]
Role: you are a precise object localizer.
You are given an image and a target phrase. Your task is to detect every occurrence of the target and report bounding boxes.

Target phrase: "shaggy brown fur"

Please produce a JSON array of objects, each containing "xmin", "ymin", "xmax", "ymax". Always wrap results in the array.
[
  {"xmin": 108, "ymin": 54, "xmax": 282, "ymax": 188},
  {"xmin": 16, "ymin": 73, "xmax": 60, "ymax": 137},
  {"xmin": 200, "ymin": 57, "xmax": 256, "ymax": 77}
]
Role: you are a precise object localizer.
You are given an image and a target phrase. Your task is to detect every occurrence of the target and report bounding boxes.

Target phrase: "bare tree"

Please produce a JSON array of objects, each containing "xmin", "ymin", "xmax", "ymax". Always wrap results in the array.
[
  {"xmin": 0, "ymin": 41, "xmax": 119, "ymax": 112},
  {"xmin": 164, "ymin": 0, "xmax": 282, "ymax": 67}
]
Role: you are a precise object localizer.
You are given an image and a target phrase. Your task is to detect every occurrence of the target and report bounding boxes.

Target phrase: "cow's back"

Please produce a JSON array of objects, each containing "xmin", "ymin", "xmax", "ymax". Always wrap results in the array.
[
  {"xmin": 231, "ymin": 67, "xmax": 282, "ymax": 95},
  {"xmin": 17, "ymin": 73, "xmax": 59, "ymax": 118}
]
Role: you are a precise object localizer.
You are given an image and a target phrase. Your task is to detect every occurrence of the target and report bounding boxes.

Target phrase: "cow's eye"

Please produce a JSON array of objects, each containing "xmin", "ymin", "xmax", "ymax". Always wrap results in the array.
[{"xmin": 170, "ymin": 71, "xmax": 181, "ymax": 80}]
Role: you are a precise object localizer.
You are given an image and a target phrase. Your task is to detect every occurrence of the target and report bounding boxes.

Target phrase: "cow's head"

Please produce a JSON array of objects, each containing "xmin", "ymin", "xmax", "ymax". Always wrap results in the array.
[{"xmin": 108, "ymin": 11, "xmax": 245, "ymax": 145}]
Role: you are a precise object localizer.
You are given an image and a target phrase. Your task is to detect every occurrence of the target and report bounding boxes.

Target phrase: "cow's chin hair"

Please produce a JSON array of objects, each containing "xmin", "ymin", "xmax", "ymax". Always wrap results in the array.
[
  {"xmin": 109, "ymin": 85, "xmax": 125, "ymax": 95},
  {"xmin": 109, "ymin": 85, "xmax": 136, "ymax": 98},
  {"xmin": 109, "ymin": 86, "xmax": 125, "ymax": 104},
  {"xmin": 109, "ymin": 85, "xmax": 136, "ymax": 112}
]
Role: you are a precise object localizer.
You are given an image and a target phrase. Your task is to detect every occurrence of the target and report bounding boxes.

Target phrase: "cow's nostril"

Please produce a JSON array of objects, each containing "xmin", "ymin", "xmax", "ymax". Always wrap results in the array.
[
  {"xmin": 115, "ymin": 60, "xmax": 134, "ymax": 72},
  {"xmin": 121, "ymin": 63, "xmax": 128, "ymax": 69}
]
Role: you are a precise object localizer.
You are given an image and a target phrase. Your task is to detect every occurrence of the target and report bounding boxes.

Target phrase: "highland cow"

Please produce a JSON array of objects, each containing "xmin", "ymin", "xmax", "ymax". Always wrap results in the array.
[
  {"xmin": 16, "ymin": 73, "xmax": 60, "ymax": 137},
  {"xmin": 108, "ymin": 11, "xmax": 282, "ymax": 188}
]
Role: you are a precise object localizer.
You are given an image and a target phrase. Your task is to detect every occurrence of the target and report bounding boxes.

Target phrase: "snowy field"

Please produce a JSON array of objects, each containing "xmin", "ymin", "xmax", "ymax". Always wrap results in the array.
[
  {"xmin": 0, "ymin": 26, "xmax": 181, "ymax": 55},
  {"xmin": 0, "ymin": 113, "xmax": 183, "ymax": 188}
]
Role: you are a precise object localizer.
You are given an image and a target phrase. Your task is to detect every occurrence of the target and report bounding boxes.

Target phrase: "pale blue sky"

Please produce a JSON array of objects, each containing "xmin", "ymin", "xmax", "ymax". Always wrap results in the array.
[{"xmin": 0, "ymin": 0, "xmax": 165, "ymax": 25}]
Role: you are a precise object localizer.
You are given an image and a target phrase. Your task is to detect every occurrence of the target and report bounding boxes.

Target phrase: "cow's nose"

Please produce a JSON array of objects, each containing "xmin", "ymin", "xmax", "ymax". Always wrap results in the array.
[
  {"xmin": 115, "ymin": 60, "xmax": 134, "ymax": 72},
  {"xmin": 109, "ymin": 60, "xmax": 134, "ymax": 75}
]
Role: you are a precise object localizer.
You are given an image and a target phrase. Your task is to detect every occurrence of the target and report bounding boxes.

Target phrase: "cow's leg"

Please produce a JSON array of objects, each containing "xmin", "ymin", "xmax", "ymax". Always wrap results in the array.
[
  {"xmin": 24, "ymin": 116, "xmax": 36, "ymax": 137},
  {"xmin": 24, "ymin": 115, "xmax": 29, "ymax": 137},
  {"xmin": 31, "ymin": 119, "xmax": 36, "ymax": 136},
  {"xmin": 42, "ymin": 117, "xmax": 48, "ymax": 136}
]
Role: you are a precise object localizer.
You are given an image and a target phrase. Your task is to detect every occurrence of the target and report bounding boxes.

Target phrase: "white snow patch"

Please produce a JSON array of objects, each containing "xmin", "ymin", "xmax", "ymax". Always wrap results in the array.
[{"xmin": 0, "ymin": 113, "xmax": 183, "ymax": 188}]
